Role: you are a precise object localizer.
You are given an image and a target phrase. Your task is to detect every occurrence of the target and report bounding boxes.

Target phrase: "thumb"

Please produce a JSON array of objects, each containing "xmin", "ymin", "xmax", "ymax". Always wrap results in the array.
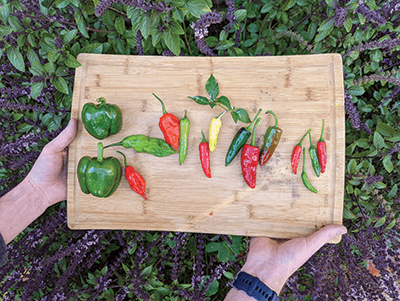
[
  {"xmin": 305, "ymin": 224, "xmax": 347, "ymax": 256},
  {"xmin": 45, "ymin": 118, "xmax": 78, "ymax": 153}
]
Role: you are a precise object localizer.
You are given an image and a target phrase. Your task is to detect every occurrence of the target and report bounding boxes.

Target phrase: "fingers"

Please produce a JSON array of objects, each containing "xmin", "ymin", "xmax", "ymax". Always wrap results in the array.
[
  {"xmin": 45, "ymin": 118, "xmax": 78, "ymax": 153},
  {"xmin": 305, "ymin": 224, "xmax": 347, "ymax": 256}
]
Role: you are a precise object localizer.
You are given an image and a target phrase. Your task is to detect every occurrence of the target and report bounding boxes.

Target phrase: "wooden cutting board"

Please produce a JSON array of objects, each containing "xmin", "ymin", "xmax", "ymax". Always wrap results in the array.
[{"xmin": 67, "ymin": 54, "xmax": 345, "ymax": 243}]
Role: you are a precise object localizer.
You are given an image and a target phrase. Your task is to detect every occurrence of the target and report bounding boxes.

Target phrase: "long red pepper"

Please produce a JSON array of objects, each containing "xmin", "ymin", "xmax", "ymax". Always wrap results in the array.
[
  {"xmin": 241, "ymin": 118, "xmax": 261, "ymax": 189},
  {"xmin": 199, "ymin": 131, "xmax": 211, "ymax": 178},
  {"xmin": 291, "ymin": 129, "xmax": 311, "ymax": 175},
  {"xmin": 117, "ymin": 151, "xmax": 146, "ymax": 200},
  {"xmin": 153, "ymin": 93, "xmax": 180, "ymax": 151},
  {"xmin": 317, "ymin": 119, "xmax": 327, "ymax": 173}
]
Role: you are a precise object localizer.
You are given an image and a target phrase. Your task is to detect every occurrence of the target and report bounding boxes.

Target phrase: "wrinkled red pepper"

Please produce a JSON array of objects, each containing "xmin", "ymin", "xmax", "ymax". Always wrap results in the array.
[
  {"xmin": 241, "ymin": 118, "xmax": 261, "ymax": 189},
  {"xmin": 199, "ymin": 131, "xmax": 211, "ymax": 178},
  {"xmin": 117, "ymin": 151, "xmax": 146, "ymax": 200},
  {"xmin": 291, "ymin": 129, "xmax": 311, "ymax": 175},
  {"xmin": 153, "ymin": 93, "xmax": 180, "ymax": 151},
  {"xmin": 317, "ymin": 119, "xmax": 327, "ymax": 173}
]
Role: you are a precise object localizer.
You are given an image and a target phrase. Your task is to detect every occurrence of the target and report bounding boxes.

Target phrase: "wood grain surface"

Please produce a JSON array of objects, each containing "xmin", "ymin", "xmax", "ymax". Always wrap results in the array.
[{"xmin": 67, "ymin": 54, "xmax": 345, "ymax": 243}]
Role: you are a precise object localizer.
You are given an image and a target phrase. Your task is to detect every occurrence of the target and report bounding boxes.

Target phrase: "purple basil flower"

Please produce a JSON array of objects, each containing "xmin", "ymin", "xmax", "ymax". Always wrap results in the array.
[{"xmin": 191, "ymin": 12, "xmax": 223, "ymax": 56}]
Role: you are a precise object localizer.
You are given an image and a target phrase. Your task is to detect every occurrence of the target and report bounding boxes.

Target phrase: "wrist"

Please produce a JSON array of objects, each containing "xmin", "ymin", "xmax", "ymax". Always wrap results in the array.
[{"xmin": 240, "ymin": 259, "xmax": 286, "ymax": 295}]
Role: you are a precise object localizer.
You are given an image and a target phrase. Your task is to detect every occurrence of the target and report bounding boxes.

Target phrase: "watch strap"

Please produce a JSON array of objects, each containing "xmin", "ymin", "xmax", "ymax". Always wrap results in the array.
[{"xmin": 233, "ymin": 271, "xmax": 278, "ymax": 301}]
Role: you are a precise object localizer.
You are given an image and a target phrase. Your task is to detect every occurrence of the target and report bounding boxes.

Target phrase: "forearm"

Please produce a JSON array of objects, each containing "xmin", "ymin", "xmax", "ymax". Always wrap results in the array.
[{"xmin": 0, "ymin": 178, "xmax": 47, "ymax": 244}]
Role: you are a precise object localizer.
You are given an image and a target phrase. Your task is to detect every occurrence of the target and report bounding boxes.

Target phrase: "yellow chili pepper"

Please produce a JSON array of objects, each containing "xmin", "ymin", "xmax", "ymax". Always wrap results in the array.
[{"xmin": 209, "ymin": 110, "xmax": 228, "ymax": 152}]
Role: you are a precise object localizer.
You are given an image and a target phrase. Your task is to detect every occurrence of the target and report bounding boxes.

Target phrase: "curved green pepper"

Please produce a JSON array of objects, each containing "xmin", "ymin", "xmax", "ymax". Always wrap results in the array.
[
  {"xmin": 77, "ymin": 142, "xmax": 122, "ymax": 198},
  {"xmin": 104, "ymin": 135, "xmax": 178, "ymax": 157},
  {"xmin": 301, "ymin": 147, "xmax": 318, "ymax": 193},
  {"xmin": 179, "ymin": 110, "xmax": 190, "ymax": 165},
  {"xmin": 225, "ymin": 109, "xmax": 262, "ymax": 166},
  {"xmin": 81, "ymin": 97, "xmax": 123, "ymax": 140}
]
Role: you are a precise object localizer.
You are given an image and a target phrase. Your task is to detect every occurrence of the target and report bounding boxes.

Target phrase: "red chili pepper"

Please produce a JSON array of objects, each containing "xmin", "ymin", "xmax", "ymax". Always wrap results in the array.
[
  {"xmin": 317, "ymin": 119, "xmax": 327, "ymax": 173},
  {"xmin": 199, "ymin": 131, "xmax": 211, "ymax": 178},
  {"xmin": 291, "ymin": 129, "xmax": 311, "ymax": 175},
  {"xmin": 117, "ymin": 151, "xmax": 146, "ymax": 200},
  {"xmin": 241, "ymin": 118, "xmax": 261, "ymax": 189},
  {"xmin": 153, "ymin": 93, "xmax": 180, "ymax": 151}
]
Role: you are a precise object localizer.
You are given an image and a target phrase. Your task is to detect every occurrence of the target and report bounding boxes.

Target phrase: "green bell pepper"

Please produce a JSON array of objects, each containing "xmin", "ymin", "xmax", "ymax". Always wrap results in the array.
[
  {"xmin": 81, "ymin": 97, "xmax": 123, "ymax": 140},
  {"xmin": 77, "ymin": 142, "xmax": 122, "ymax": 198}
]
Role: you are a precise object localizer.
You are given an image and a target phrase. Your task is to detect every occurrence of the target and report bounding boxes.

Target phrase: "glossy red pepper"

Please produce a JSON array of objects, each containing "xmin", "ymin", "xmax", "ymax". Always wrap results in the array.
[
  {"xmin": 117, "ymin": 151, "xmax": 146, "ymax": 200},
  {"xmin": 199, "ymin": 131, "xmax": 211, "ymax": 178},
  {"xmin": 241, "ymin": 118, "xmax": 261, "ymax": 189},
  {"xmin": 153, "ymin": 93, "xmax": 180, "ymax": 151},
  {"xmin": 291, "ymin": 129, "xmax": 311, "ymax": 175},
  {"xmin": 317, "ymin": 119, "xmax": 327, "ymax": 173}
]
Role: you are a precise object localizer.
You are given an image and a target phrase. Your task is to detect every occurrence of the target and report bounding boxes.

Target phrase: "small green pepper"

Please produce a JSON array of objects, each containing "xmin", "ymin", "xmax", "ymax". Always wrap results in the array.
[
  {"xmin": 77, "ymin": 142, "xmax": 122, "ymax": 198},
  {"xmin": 225, "ymin": 109, "xmax": 262, "ymax": 166},
  {"xmin": 81, "ymin": 97, "xmax": 123, "ymax": 140},
  {"xmin": 308, "ymin": 132, "xmax": 321, "ymax": 177},
  {"xmin": 301, "ymin": 147, "xmax": 318, "ymax": 193},
  {"xmin": 104, "ymin": 135, "xmax": 177, "ymax": 157},
  {"xmin": 179, "ymin": 110, "xmax": 190, "ymax": 165}
]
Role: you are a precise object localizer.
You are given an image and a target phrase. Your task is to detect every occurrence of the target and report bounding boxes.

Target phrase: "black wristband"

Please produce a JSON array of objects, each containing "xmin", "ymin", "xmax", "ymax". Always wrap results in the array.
[
  {"xmin": 233, "ymin": 271, "xmax": 278, "ymax": 301},
  {"xmin": 0, "ymin": 232, "xmax": 7, "ymax": 267}
]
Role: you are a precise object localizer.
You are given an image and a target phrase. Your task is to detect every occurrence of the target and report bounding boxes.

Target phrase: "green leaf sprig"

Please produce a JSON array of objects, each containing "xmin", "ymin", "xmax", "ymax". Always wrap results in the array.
[{"xmin": 189, "ymin": 74, "xmax": 252, "ymax": 124}]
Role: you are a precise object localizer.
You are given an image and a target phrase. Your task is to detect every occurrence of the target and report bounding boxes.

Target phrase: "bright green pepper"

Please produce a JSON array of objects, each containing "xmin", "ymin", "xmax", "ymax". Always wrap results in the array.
[
  {"xmin": 179, "ymin": 110, "xmax": 190, "ymax": 165},
  {"xmin": 301, "ymin": 147, "xmax": 318, "ymax": 193},
  {"xmin": 77, "ymin": 142, "xmax": 122, "ymax": 198},
  {"xmin": 308, "ymin": 132, "xmax": 321, "ymax": 177},
  {"xmin": 81, "ymin": 97, "xmax": 123, "ymax": 140},
  {"xmin": 225, "ymin": 109, "xmax": 262, "ymax": 166},
  {"xmin": 104, "ymin": 135, "xmax": 177, "ymax": 157}
]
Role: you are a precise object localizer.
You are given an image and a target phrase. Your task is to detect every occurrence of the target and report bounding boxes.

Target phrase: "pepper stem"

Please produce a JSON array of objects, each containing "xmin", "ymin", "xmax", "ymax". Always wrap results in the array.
[
  {"xmin": 183, "ymin": 110, "xmax": 187, "ymax": 119},
  {"xmin": 302, "ymin": 147, "xmax": 306, "ymax": 173},
  {"xmin": 265, "ymin": 110, "xmax": 278, "ymax": 128},
  {"xmin": 103, "ymin": 142, "xmax": 123, "ymax": 149},
  {"xmin": 153, "ymin": 93, "xmax": 168, "ymax": 115},
  {"xmin": 250, "ymin": 118, "xmax": 261, "ymax": 146},
  {"xmin": 98, "ymin": 142, "xmax": 104, "ymax": 163},
  {"xmin": 245, "ymin": 108, "xmax": 262, "ymax": 132},
  {"xmin": 201, "ymin": 130, "xmax": 207, "ymax": 143},
  {"xmin": 298, "ymin": 129, "xmax": 311, "ymax": 146},
  {"xmin": 216, "ymin": 109, "xmax": 229, "ymax": 120},
  {"xmin": 96, "ymin": 97, "xmax": 106, "ymax": 106},
  {"xmin": 319, "ymin": 119, "xmax": 325, "ymax": 142},
  {"xmin": 309, "ymin": 131, "xmax": 313, "ymax": 146},
  {"xmin": 116, "ymin": 151, "xmax": 127, "ymax": 167}
]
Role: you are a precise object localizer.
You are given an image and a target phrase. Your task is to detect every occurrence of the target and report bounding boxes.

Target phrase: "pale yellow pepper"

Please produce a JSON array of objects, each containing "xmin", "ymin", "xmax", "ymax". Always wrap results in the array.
[{"xmin": 209, "ymin": 110, "xmax": 228, "ymax": 152}]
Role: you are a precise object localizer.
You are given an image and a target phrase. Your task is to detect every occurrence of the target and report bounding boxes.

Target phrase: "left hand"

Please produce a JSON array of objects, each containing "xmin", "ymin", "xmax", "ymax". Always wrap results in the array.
[{"xmin": 27, "ymin": 118, "xmax": 78, "ymax": 207}]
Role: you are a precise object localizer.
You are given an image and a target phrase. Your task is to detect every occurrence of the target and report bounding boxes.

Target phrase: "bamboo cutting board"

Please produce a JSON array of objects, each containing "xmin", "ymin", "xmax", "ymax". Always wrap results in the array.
[{"xmin": 67, "ymin": 54, "xmax": 345, "ymax": 243}]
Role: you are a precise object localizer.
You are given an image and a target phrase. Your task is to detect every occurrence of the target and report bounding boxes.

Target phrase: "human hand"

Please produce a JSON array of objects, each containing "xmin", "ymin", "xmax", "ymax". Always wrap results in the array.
[
  {"xmin": 26, "ymin": 118, "xmax": 78, "ymax": 208},
  {"xmin": 240, "ymin": 225, "xmax": 347, "ymax": 295}
]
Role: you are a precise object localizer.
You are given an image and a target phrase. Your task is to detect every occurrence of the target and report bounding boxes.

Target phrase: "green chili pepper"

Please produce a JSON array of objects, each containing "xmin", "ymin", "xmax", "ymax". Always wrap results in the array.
[
  {"xmin": 104, "ymin": 135, "xmax": 177, "ymax": 157},
  {"xmin": 179, "ymin": 110, "xmax": 190, "ymax": 165},
  {"xmin": 77, "ymin": 142, "xmax": 122, "ymax": 197},
  {"xmin": 81, "ymin": 97, "xmax": 123, "ymax": 140},
  {"xmin": 301, "ymin": 147, "xmax": 318, "ymax": 193},
  {"xmin": 308, "ymin": 132, "xmax": 321, "ymax": 177},
  {"xmin": 259, "ymin": 110, "xmax": 283, "ymax": 166},
  {"xmin": 225, "ymin": 108, "xmax": 262, "ymax": 166}
]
